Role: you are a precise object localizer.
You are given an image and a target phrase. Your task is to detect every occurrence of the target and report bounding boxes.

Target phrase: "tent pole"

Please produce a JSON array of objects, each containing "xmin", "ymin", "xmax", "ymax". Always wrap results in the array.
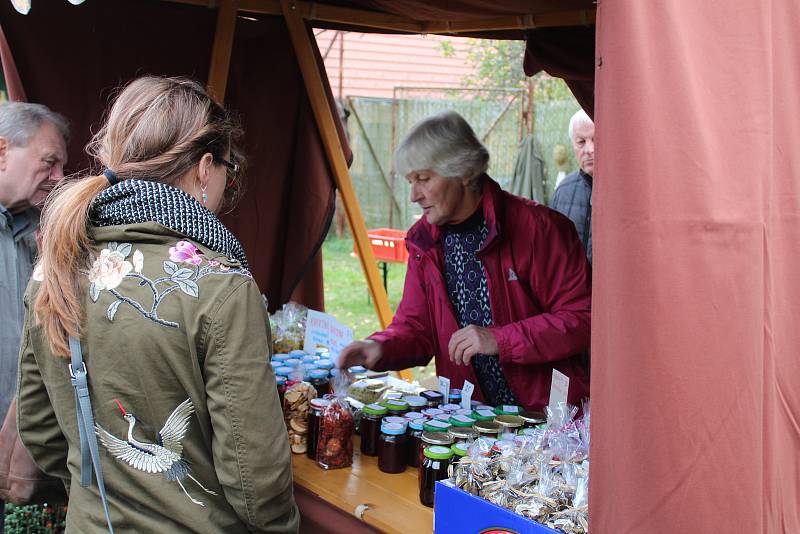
[
  {"xmin": 207, "ymin": 0, "xmax": 238, "ymax": 102},
  {"xmin": 280, "ymin": 0, "xmax": 402, "ymax": 359}
]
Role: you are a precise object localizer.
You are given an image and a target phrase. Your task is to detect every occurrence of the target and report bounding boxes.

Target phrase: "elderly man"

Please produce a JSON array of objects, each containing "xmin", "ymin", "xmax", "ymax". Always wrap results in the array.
[
  {"xmin": 550, "ymin": 109, "xmax": 594, "ymax": 263},
  {"xmin": 0, "ymin": 102, "xmax": 68, "ymax": 425},
  {"xmin": 339, "ymin": 111, "xmax": 591, "ymax": 410}
]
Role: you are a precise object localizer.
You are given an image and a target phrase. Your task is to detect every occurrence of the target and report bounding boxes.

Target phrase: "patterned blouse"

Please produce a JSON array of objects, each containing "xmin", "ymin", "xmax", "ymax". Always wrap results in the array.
[{"xmin": 441, "ymin": 210, "xmax": 518, "ymax": 406}]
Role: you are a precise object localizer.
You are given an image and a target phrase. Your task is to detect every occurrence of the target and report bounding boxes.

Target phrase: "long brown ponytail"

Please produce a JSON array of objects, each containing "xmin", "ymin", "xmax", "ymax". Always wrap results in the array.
[{"xmin": 33, "ymin": 76, "xmax": 243, "ymax": 356}]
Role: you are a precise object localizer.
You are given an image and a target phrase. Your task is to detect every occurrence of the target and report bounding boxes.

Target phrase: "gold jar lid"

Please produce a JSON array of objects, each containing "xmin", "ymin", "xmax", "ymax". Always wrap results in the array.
[
  {"xmin": 494, "ymin": 415, "xmax": 524, "ymax": 430},
  {"xmin": 519, "ymin": 410, "xmax": 546, "ymax": 425},
  {"xmin": 473, "ymin": 420, "xmax": 501, "ymax": 434},
  {"xmin": 421, "ymin": 431, "xmax": 454, "ymax": 446}
]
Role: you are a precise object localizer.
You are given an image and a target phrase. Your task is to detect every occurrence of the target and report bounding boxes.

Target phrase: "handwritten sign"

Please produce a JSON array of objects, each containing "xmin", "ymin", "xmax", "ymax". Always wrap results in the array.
[
  {"xmin": 303, "ymin": 309, "xmax": 353, "ymax": 363},
  {"xmin": 438, "ymin": 376, "xmax": 451, "ymax": 402},
  {"xmin": 461, "ymin": 380, "xmax": 475, "ymax": 410},
  {"xmin": 548, "ymin": 369, "xmax": 570, "ymax": 409}
]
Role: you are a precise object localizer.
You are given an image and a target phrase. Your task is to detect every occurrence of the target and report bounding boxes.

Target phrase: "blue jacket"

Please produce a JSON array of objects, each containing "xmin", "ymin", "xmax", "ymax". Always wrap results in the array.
[{"xmin": 549, "ymin": 170, "xmax": 592, "ymax": 263}]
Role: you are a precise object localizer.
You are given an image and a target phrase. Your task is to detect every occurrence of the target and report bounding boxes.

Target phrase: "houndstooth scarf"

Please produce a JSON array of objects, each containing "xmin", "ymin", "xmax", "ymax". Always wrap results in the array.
[{"xmin": 89, "ymin": 179, "xmax": 249, "ymax": 270}]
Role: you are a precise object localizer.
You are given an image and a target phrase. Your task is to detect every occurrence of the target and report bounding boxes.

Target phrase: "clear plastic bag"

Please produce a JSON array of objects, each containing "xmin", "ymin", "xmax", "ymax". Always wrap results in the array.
[
  {"xmin": 270, "ymin": 302, "xmax": 308, "ymax": 354},
  {"xmin": 316, "ymin": 372, "xmax": 354, "ymax": 469}
]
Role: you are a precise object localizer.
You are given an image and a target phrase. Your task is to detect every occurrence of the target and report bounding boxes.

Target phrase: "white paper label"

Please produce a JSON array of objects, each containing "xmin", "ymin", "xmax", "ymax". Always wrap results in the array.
[
  {"xmin": 502, "ymin": 405, "xmax": 519, "ymax": 413},
  {"xmin": 548, "ymin": 369, "xmax": 570, "ymax": 409},
  {"xmin": 461, "ymin": 380, "xmax": 474, "ymax": 410},
  {"xmin": 438, "ymin": 376, "xmax": 450, "ymax": 401},
  {"xmin": 303, "ymin": 309, "xmax": 353, "ymax": 363}
]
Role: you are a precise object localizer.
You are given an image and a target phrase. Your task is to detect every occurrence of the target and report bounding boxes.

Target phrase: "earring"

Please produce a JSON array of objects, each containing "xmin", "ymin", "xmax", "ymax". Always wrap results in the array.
[{"xmin": 201, "ymin": 186, "xmax": 208, "ymax": 205}]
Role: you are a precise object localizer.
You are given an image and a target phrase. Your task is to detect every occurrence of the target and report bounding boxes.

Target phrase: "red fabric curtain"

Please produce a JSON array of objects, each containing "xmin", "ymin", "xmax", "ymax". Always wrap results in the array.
[
  {"xmin": 0, "ymin": 0, "xmax": 348, "ymax": 312},
  {"xmin": 591, "ymin": 1, "xmax": 800, "ymax": 531}
]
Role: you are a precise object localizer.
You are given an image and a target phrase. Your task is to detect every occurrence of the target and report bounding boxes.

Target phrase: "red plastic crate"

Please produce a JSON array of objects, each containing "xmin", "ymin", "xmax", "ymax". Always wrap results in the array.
[{"xmin": 355, "ymin": 228, "xmax": 408, "ymax": 264}]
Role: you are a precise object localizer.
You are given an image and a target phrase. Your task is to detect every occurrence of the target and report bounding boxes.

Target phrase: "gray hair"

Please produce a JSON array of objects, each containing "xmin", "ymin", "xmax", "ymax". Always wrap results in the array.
[
  {"xmin": 567, "ymin": 109, "xmax": 592, "ymax": 142},
  {"xmin": 394, "ymin": 110, "xmax": 489, "ymax": 192},
  {"xmin": 0, "ymin": 101, "xmax": 69, "ymax": 147}
]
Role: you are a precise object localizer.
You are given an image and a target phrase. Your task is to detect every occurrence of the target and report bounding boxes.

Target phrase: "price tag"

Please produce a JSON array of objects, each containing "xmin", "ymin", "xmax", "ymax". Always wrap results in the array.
[
  {"xmin": 548, "ymin": 369, "xmax": 570, "ymax": 409},
  {"xmin": 438, "ymin": 376, "xmax": 450, "ymax": 402},
  {"xmin": 461, "ymin": 380, "xmax": 474, "ymax": 410}
]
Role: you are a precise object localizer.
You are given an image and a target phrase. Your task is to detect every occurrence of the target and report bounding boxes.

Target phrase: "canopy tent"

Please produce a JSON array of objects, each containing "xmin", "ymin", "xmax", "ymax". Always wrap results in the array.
[{"xmin": 1, "ymin": 0, "xmax": 798, "ymax": 532}]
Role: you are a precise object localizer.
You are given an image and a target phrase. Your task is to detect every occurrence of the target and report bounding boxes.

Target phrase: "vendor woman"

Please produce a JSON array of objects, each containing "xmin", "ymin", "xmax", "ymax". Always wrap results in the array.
[{"xmin": 338, "ymin": 111, "xmax": 591, "ymax": 409}]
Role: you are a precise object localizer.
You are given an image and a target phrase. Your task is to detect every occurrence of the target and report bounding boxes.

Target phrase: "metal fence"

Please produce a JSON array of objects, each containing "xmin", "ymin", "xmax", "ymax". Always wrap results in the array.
[{"xmin": 344, "ymin": 88, "xmax": 580, "ymax": 230}]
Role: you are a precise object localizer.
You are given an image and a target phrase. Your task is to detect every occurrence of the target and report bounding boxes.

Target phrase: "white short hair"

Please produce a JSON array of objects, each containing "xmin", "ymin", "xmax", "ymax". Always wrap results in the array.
[
  {"xmin": 567, "ymin": 109, "xmax": 593, "ymax": 142},
  {"xmin": 0, "ymin": 102, "xmax": 68, "ymax": 147},
  {"xmin": 394, "ymin": 110, "xmax": 489, "ymax": 191}
]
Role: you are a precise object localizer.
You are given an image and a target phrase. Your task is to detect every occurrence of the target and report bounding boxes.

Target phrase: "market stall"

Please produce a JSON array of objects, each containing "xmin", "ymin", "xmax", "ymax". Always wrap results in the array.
[{"xmin": 2, "ymin": 0, "xmax": 799, "ymax": 532}]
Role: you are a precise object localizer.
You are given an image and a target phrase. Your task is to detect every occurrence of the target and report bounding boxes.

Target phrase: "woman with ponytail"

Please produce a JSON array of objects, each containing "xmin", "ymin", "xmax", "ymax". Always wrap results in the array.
[{"xmin": 16, "ymin": 77, "xmax": 299, "ymax": 533}]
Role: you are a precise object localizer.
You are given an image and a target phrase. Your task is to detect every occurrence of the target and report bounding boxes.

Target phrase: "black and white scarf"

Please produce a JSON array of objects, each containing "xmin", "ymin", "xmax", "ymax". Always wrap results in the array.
[{"xmin": 89, "ymin": 179, "xmax": 249, "ymax": 270}]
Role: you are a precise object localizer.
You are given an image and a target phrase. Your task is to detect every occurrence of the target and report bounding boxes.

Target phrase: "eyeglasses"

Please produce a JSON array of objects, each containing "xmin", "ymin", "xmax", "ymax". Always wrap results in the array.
[{"xmin": 214, "ymin": 156, "xmax": 240, "ymax": 187}]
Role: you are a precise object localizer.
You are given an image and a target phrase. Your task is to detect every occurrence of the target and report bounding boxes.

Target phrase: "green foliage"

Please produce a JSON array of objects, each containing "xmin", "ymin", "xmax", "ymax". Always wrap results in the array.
[
  {"xmin": 438, "ymin": 39, "xmax": 456, "ymax": 58},
  {"xmin": 463, "ymin": 39, "xmax": 527, "ymax": 91},
  {"xmin": 4, "ymin": 503, "xmax": 67, "ymax": 533}
]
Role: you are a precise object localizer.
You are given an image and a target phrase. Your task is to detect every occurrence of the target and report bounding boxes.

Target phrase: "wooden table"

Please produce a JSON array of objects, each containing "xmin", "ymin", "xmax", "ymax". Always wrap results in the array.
[{"xmin": 292, "ymin": 436, "xmax": 434, "ymax": 534}]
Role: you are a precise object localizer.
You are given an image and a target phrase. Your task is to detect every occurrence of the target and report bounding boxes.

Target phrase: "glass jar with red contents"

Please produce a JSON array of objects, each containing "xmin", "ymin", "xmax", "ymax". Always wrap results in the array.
[
  {"xmin": 417, "ymin": 431, "xmax": 453, "ymax": 469},
  {"xmin": 306, "ymin": 398, "xmax": 331, "ymax": 460},
  {"xmin": 308, "ymin": 369, "xmax": 330, "ymax": 398},
  {"xmin": 419, "ymin": 445, "xmax": 454, "ymax": 507},
  {"xmin": 378, "ymin": 422, "xmax": 408, "ymax": 474},
  {"xmin": 384, "ymin": 399, "xmax": 409, "ymax": 417},
  {"xmin": 406, "ymin": 418, "xmax": 425, "ymax": 468},
  {"xmin": 420, "ymin": 390, "xmax": 444, "ymax": 408},
  {"xmin": 360, "ymin": 403, "xmax": 387, "ymax": 456}
]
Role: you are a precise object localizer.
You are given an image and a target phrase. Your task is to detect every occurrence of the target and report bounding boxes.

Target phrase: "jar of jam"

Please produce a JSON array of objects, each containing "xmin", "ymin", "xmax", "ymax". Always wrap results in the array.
[
  {"xmin": 306, "ymin": 398, "xmax": 331, "ymax": 460},
  {"xmin": 404, "ymin": 411, "xmax": 425, "ymax": 424},
  {"xmin": 448, "ymin": 389, "xmax": 462, "ymax": 406},
  {"xmin": 275, "ymin": 365, "xmax": 294, "ymax": 379},
  {"xmin": 383, "ymin": 416, "xmax": 407, "ymax": 426},
  {"xmin": 472, "ymin": 409, "xmax": 496, "ymax": 422},
  {"xmin": 474, "ymin": 420, "xmax": 501, "ymax": 439},
  {"xmin": 378, "ymin": 422, "xmax": 408, "ymax": 474},
  {"xmin": 420, "ymin": 390, "xmax": 444, "ymax": 408},
  {"xmin": 314, "ymin": 358, "xmax": 334, "ymax": 371},
  {"xmin": 308, "ymin": 369, "xmax": 330, "ymax": 398},
  {"xmin": 419, "ymin": 446, "xmax": 453, "ymax": 507},
  {"xmin": 421, "ymin": 407, "xmax": 444, "ymax": 419},
  {"xmin": 449, "ymin": 414, "xmax": 476, "ymax": 428},
  {"xmin": 276, "ymin": 375, "xmax": 286, "ymax": 407},
  {"xmin": 418, "ymin": 431, "xmax": 454, "ymax": 468},
  {"xmin": 271, "ymin": 353, "xmax": 290, "ymax": 363},
  {"xmin": 403, "ymin": 395, "xmax": 427, "ymax": 412},
  {"xmin": 360, "ymin": 403, "xmax": 387, "ymax": 456},
  {"xmin": 448, "ymin": 426, "xmax": 478, "ymax": 444},
  {"xmin": 384, "ymin": 399, "xmax": 409, "ymax": 417},
  {"xmin": 520, "ymin": 410, "xmax": 547, "ymax": 428},
  {"xmin": 406, "ymin": 418, "xmax": 425, "ymax": 468},
  {"xmin": 440, "ymin": 403, "xmax": 461, "ymax": 414},
  {"xmin": 495, "ymin": 415, "xmax": 524, "ymax": 435},
  {"xmin": 494, "ymin": 404, "xmax": 522, "ymax": 416}
]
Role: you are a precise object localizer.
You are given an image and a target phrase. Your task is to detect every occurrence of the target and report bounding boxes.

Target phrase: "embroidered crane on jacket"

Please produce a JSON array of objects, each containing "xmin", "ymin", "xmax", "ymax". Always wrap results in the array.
[{"xmin": 96, "ymin": 398, "xmax": 217, "ymax": 506}]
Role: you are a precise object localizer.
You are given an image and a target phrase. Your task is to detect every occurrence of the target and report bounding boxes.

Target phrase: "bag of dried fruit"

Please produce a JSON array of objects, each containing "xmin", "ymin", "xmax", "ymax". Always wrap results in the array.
[
  {"xmin": 316, "ymin": 371, "xmax": 354, "ymax": 469},
  {"xmin": 283, "ymin": 367, "xmax": 317, "ymax": 455}
]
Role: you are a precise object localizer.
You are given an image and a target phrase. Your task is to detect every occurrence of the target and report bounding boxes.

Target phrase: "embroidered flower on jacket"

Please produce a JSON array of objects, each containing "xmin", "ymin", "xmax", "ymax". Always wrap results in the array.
[
  {"xmin": 169, "ymin": 240, "xmax": 204, "ymax": 266},
  {"xmin": 88, "ymin": 248, "xmax": 133, "ymax": 291}
]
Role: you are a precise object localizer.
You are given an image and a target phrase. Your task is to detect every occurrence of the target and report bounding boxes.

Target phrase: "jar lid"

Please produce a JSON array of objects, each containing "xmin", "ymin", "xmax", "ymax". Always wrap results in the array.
[
  {"xmin": 271, "ymin": 353, "xmax": 290, "ymax": 362},
  {"xmin": 270, "ymin": 361, "xmax": 281, "ymax": 370},
  {"xmin": 449, "ymin": 427, "xmax": 478, "ymax": 440},
  {"xmin": 474, "ymin": 420, "xmax": 502, "ymax": 434},
  {"xmin": 448, "ymin": 388, "xmax": 462, "ymax": 398},
  {"xmin": 404, "ymin": 412, "xmax": 425, "ymax": 421},
  {"xmin": 421, "ymin": 431, "xmax": 454, "ymax": 446},
  {"xmin": 472, "ymin": 409, "xmax": 496, "ymax": 421},
  {"xmin": 424, "ymin": 445, "xmax": 454, "ymax": 460},
  {"xmin": 423, "ymin": 420, "xmax": 452, "ymax": 432},
  {"xmin": 310, "ymin": 398, "xmax": 331, "ymax": 409},
  {"xmin": 449, "ymin": 414, "xmax": 476, "ymax": 427},
  {"xmin": 495, "ymin": 415, "xmax": 524, "ymax": 428},
  {"xmin": 288, "ymin": 349, "xmax": 306, "ymax": 357},
  {"xmin": 494, "ymin": 404, "xmax": 521, "ymax": 415},
  {"xmin": 408, "ymin": 419, "xmax": 425, "ymax": 431},
  {"xmin": 385, "ymin": 399, "xmax": 409, "ymax": 410},
  {"xmin": 519, "ymin": 410, "xmax": 547, "ymax": 424},
  {"xmin": 284, "ymin": 358, "xmax": 302, "ymax": 368},
  {"xmin": 403, "ymin": 395, "xmax": 427, "ymax": 407},
  {"xmin": 470, "ymin": 400, "xmax": 482, "ymax": 409},
  {"xmin": 309, "ymin": 369, "xmax": 329, "ymax": 379},
  {"xmin": 421, "ymin": 408, "xmax": 444, "ymax": 418},
  {"xmin": 275, "ymin": 366, "xmax": 294, "ymax": 376},
  {"xmin": 440, "ymin": 403, "xmax": 461, "ymax": 413},
  {"xmin": 302, "ymin": 355, "xmax": 318, "ymax": 363},
  {"xmin": 381, "ymin": 422, "xmax": 407, "ymax": 435},
  {"xmin": 348, "ymin": 365, "xmax": 367, "ymax": 374},
  {"xmin": 383, "ymin": 416, "xmax": 406, "ymax": 425},
  {"xmin": 363, "ymin": 403, "xmax": 388, "ymax": 416},
  {"xmin": 451, "ymin": 442, "xmax": 469, "ymax": 457},
  {"xmin": 420, "ymin": 390, "xmax": 444, "ymax": 400},
  {"xmin": 275, "ymin": 376, "xmax": 286, "ymax": 385},
  {"xmin": 315, "ymin": 358, "xmax": 334, "ymax": 369},
  {"xmin": 433, "ymin": 414, "xmax": 452, "ymax": 423},
  {"xmin": 454, "ymin": 408, "xmax": 473, "ymax": 417},
  {"xmin": 314, "ymin": 347, "xmax": 329, "ymax": 356}
]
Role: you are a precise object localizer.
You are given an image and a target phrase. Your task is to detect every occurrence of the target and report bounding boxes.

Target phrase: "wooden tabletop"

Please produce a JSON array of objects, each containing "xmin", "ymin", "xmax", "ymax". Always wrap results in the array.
[{"xmin": 292, "ymin": 436, "xmax": 434, "ymax": 534}]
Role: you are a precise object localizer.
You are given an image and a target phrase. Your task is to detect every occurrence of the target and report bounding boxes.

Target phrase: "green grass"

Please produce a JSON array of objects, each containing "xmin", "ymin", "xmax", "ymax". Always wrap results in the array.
[{"xmin": 322, "ymin": 236, "xmax": 407, "ymax": 340}]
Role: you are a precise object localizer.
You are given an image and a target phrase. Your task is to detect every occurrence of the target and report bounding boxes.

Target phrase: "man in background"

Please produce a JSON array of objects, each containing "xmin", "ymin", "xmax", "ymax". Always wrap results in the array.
[{"xmin": 550, "ymin": 109, "xmax": 594, "ymax": 263}]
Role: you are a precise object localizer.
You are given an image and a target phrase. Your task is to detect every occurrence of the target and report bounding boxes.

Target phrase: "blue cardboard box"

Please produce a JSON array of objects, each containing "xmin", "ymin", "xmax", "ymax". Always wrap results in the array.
[{"xmin": 434, "ymin": 480, "xmax": 560, "ymax": 534}]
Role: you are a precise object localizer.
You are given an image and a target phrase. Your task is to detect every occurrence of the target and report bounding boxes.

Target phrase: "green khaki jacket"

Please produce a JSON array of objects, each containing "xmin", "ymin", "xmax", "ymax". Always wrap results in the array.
[{"xmin": 17, "ymin": 223, "xmax": 299, "ymax": 533}]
